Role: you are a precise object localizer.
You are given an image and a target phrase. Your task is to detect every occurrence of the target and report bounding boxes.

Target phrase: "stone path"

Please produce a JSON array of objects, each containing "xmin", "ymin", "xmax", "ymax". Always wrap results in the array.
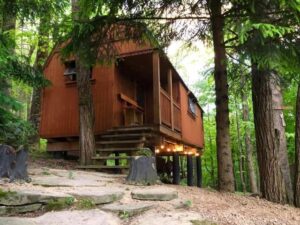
[
  {"xmin": 0, "ymin": 167, "xmax": 180, "ymax": 224},
  {"xmin": 0, "ymin": 209, "xmax": 120, "ymax": 225}
]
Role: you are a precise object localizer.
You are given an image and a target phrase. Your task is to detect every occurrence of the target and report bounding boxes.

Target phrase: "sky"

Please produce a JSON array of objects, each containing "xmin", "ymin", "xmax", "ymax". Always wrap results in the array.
[{"xmin": 166, "ymin": 40, "xmax": 214, "ymax": 95}]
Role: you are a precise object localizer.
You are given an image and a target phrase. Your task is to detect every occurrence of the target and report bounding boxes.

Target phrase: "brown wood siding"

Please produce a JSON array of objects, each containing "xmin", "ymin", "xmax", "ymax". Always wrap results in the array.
[
  {"xmin": 115, "ymin": 40, "xmax": 153, "ymax": 56},
  {"xmin": 179, "ymin": 83, "xmax": 204, "ymax": 147},
  {"xmin": 40, "ymin": 53, "xmax": 114, "ymax": 138}
]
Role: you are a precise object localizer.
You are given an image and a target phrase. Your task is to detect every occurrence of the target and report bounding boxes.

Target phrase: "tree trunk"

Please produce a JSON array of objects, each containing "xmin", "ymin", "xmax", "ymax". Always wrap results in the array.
[
  {"xmin": 234, "ymin": 98, "xmax": 247, "ymax": 193},
  {"xmin": 294, "ymin": 85, "xmax": 300, "ymax": 207},
  {"xmin": 270, "ymin": 72, "xmax": 293, "ymax": 204},
  {"xmin": 251, "ymin": 65, "xmax": 293, "ymax": 204},
  {"xmin": 72, "ymin": 0, "xmax": 96, "ymax": 165},
  {"xmin": 207, "ymin": 106, "xmax": 216, "ymax": 186},
  {"xmin": 240, "ymin": 75, "xmax": 258, "ymax": 194},
  {"xmin": 209, "ymin": 0, "xmax": 235, "ymax": 192},
  {"xmin": 29, "ymin": 17, "xmax": 50, "ymax": 143}
]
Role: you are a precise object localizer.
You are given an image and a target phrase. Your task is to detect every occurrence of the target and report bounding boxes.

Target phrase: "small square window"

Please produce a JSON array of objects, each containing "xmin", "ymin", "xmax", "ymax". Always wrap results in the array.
[
  {"xmin": 64, "ymin": 61, "xmax": 76, "ymax": 81},
  {"xmin": 188, "ymin": 96, "xmax": 196, "ymax": 116},
  {"xmin": 64, "ymin": 61, "xmax": 93, "ymax": 82}
]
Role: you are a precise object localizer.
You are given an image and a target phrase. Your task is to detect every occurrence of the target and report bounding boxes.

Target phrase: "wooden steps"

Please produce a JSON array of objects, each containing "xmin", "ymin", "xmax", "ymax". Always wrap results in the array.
[
  {"xmin": 95, "ymin": 147, "xmax": 140, "ymax": 152},
  {"xmin": 96, "ymin": 140, "xmax": 144, "ymax": 145},
  {"xmin": 101, "ymin": 133, "xmax": 152, "ymax": 139},
  {"xmin": 82, "ymin": 126, "xmax": 157, "ymax": 172},
  {"xmin": 91, "ymin": 156, "xmax": 132, "ymax": 160}
]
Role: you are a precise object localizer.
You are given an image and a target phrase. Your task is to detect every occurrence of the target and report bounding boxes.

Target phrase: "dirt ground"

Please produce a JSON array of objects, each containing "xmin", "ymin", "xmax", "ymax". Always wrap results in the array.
[{"xmin": 2, "ymin": 157, "xmax": 300, "ymax": 225}]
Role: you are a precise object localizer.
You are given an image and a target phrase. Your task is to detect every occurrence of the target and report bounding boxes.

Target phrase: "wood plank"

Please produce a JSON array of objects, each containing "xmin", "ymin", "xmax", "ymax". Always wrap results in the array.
[
  {"xmin": 96, "ymin": 147, "xmax": 141, "ymax": 152},
  {"xmin": 168, "ymin": 69, "xmax": 174, "ymax": 130},
  {"xmin": 96, "ymin": 140, "xmax": 144, "ymax": 145},
  {"xmin": 152, "ymin": 51, "xmax": 161, "ymax": 125},
  {"xmin": 119, "ymin": 93, "xmax": 143, "ymax": 110},
  {"xmin": 101, "ymin": 133, "xmax": 151, "ymax": 139},
  {"xmin": 92, "ymin": 156, "xmax": 131, "ymax": 160}
]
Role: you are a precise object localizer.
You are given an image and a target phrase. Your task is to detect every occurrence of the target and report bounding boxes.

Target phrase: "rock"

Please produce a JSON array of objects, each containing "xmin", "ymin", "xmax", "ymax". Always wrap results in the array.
[
  {"xmin": 0, "ymin": 209, "xmax": 120, "ymax": 225},
  {"xmin": 67, "ymin": 188, "xmax": 124, "ymax": 204},
  {"xmin": 32, "ymin": 175, "xmax": 101, "ymax": 187},
  {"xmin": 102, "ymin": 202, "xmax": 153, "ymax": 216},
  {"xmin": 0, "ymin": 217, "xmax": 36, "ymax": 225},
  {"xmin": 131, "ymin": 187, "xmax": 178, "ymax": 201},
  {"xmin": 0, "ymin": 190, "xmax": 72, "ymax": 206},
  {"xmin": 0, "ymin": 206, "xmax": 6, "ymax": 215},
  {"xmin": 0, "ymin": 204, "xmax": 42, "ymax": 215}
]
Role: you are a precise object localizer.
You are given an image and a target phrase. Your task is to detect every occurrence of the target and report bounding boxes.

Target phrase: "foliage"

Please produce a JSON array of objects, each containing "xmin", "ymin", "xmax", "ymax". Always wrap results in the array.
[
  {"xmin": 118, "ymin": 210, "xmax": 130, "ymax": 220},
  {"xmin": 76, "ymin": 198, "xmax": 95, "ymax": 209},
  {"xmin": 45, "ymin": 197, "xmax": 75, "ymax": 211}
]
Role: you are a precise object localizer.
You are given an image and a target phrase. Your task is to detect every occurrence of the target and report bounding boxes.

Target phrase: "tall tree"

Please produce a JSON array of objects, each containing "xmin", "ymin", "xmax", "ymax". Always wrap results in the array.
[
  {"xmin": 71, "ymin": 0, "xmax": 96, "ymax": 165},
  {"xmin": 208, "ymin": 0, "xmax": 235, "ymax": 192},
  {"xmin": 295, "ymin": 85, "xmax": 300, "ymax": 207},
  {"xmin": 240, "ymin": 74, "xmax": 258, "ymax": 194}
]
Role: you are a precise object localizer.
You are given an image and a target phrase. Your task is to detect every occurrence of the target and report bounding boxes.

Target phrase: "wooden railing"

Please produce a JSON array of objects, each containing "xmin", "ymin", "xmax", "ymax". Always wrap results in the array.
[
  {"xmin": 173, "ymin": 102, "xmax": 181, "ymax": 131},
  {"xmin": 160, "ymin": 88, "xmax": 181, "ymax": 131},
  {"xmin": 160, "ymin": 88, "xmax": 172, "ymax": 127}
]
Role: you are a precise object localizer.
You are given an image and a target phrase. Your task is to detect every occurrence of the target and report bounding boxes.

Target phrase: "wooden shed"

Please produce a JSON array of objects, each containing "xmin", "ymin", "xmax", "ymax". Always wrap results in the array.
[{"xmin": 40, "ymin": 36, "xmax": 204, "ymax": 172}]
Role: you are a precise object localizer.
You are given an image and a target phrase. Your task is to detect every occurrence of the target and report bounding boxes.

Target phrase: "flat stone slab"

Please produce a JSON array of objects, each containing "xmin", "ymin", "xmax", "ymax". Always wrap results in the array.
[
  {"xmin": 0, "ymin": 209, "xmax": 120, "ymax": 225},
  {"xmin": 102, "ymin": 202, "xmax": 153, "ymax": 216},
  {"xmin": 0, "ymin": 190, "xmax": 72, "ymax": 206},
  {"xmin": 0, "ymin": 203, "xmax": 42, "ymax": 215},
  {"xmin": 32, "ymin": 176, "xmax": 102, "ymax": 187},
  {"xmin": 131, "ymin": 187, "xmax": 178, "ymax": 201},
  {"xmin": 67, "ymin": 188, "xmax": 124, "ymax": 204}
]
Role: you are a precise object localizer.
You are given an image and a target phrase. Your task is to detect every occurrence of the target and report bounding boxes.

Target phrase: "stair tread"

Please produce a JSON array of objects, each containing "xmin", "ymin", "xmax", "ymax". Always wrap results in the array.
[
  {"xmin": 92, "ymin": 156, "xmax": 132, "ymax": 160},
  {"xmin": 77, "ymin": 165, "xmax": 129, "ymax": 169},
  {"xmin": 96, "ymin": 147, "xmax": 140, "ymax": 152},
  {"xmin": 96, "ymin": 140, "xmax": 144, "ymax": 144},
  {"xmin": 106, "ymin": 126, "xmax": 154, "ymax": 133},
  {"xmin": 101, "ymin": 133, "xmax": 151, "ymax": 139}
]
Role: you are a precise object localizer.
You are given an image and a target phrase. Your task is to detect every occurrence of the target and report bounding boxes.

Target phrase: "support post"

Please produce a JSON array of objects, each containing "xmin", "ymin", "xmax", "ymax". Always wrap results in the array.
[
  {"xmin": 187, "ymin": 154, "xmax": 193, "ymax": 186},
  {"xmin": 115, "ymin": 152, "xmax": 119, "ymax": 166},
  {"xmin": 168, "ymin": 69, "xmax": 174, "ymax": 130},
  {"xmin": 172, "ymin": 152, "xmax": 180, "ymax": 184},
  {"xmin": 152, "ymin": 51, "xmax": 161, "ymax": 125},
  {"xmin": 196, "ymin": 156, "xmax": 202, "ymax": 187}
]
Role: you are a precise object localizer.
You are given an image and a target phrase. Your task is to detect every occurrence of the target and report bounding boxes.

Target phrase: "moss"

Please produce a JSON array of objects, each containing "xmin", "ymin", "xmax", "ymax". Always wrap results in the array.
[
  {"xmin": 76, "ymin": 199, "xmax": 96, "ymax": 209},
  {"xmin": 0, "ymin": 188, "xmax": 16, "ymax": 199},
  {"xmin": 45, "ymin": 197, "xmax": 75, "ymax": 211}
]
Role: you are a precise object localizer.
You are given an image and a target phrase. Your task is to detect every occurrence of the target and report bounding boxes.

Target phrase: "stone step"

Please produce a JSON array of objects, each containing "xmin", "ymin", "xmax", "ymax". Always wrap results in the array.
[
  {"xmin": 131, "ymin": 187, "xmax": 178, "ymax": 201},
  {"xmin": 91, "ymin": 156, "xmax": 132, "ymax": 160},
  {"xmin": 77, "ymin": 165, "xmax": 130, "ymax": 169},
  {"xmin": 101, "ymin": 202, "xmax": 153, "ymax": 216}
]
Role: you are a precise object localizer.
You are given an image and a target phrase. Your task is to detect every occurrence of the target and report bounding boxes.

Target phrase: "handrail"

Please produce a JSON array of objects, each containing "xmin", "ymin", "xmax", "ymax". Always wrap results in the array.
[{"xmin": 160, "ymin": 88, "xmax": 171, "ymax": 100}]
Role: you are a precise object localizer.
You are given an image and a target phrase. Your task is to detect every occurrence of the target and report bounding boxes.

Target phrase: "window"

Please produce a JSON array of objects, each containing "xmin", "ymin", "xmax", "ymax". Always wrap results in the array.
[
  {"xmin": 188, "ymin": 96, "xmax": 197, "ymax": 116},
  {"xmin": 64, "ymin": 60, "xmax": 93, "ymax": 82},
  {"xmin": 64, "ymin": 61, "xmax": 76, "ymax": 81}
]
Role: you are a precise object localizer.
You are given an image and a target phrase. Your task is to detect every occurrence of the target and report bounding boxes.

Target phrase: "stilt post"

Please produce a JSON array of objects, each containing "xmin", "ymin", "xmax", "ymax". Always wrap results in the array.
[
  {"xmin": 173, "ymin": 152, "xmax": 180, "ymax": 184},
  {"xmin": 187, "ymin": 154, "xmax": 193, "ymax": 186}
]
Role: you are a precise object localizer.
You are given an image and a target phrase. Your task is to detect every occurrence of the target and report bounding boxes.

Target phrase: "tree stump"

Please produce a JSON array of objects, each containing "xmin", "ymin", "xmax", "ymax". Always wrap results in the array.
[
  {"xmin": 0, "ymin": 144, "xmax": 29, "ymax": 181},
  {"xmin": 126, "ymin": 156, "xmax": 158, "ymax": 185}
]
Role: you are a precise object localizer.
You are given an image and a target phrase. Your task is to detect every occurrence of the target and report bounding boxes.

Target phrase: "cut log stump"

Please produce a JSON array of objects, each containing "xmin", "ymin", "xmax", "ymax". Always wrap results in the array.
[{"xmin": 126, "ymin": 156, "xmax": 158, "ymax": 185}]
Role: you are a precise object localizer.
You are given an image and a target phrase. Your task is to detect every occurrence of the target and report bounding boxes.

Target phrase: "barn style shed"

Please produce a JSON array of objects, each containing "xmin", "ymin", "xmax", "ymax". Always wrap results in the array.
[{"xmin": 40, "ymin": 35, "xmax": 204, "ymax": 177}]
